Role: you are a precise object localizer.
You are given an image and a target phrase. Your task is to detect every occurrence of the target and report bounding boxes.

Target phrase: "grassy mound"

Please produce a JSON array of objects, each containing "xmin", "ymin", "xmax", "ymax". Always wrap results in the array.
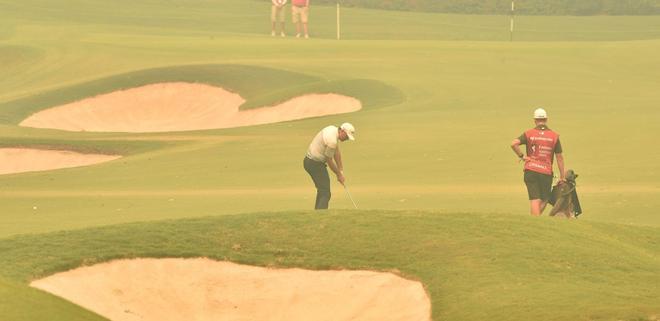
[
  {"xmin": 241, "ymin": 78, "xmax": 404, "ymax": 110},
  {"xmin": 1, "ymin": 210, "xmax": 658, "ymax": 321},
  {"xmin": 0, "ymin": 64, "xmax": 402, "ymax": 125}
]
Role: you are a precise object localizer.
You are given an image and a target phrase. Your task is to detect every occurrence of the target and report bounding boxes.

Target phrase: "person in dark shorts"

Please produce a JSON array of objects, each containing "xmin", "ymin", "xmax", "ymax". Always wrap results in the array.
[
  {"xmin": 304, "ymin": 123, "xmax": 355, "ymax": 209},
  {"xmin": 511, "ymin": 108, "xmax": 566, "ymax": 216}
]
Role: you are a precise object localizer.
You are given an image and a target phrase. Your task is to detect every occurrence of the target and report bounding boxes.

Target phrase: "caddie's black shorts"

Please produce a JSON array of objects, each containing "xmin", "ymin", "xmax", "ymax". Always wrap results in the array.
[{"xmin": 524, "ymin": 170, "xmax": 553, "ymax": 201}]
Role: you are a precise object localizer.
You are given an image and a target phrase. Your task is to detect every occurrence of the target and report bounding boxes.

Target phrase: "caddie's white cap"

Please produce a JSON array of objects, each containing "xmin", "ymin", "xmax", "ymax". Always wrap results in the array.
[
  {"xmin": 533, "ymin": 108, "xmax": 548, "ymax": 119},
  {"xmin": 340, "ymin": 123, "xmax": 356, "ymax": 141}
]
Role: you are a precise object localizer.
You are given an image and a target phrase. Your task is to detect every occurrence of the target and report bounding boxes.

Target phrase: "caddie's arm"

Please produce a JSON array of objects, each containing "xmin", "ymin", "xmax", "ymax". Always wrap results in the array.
[
  {"xmin": 556, "ymin": 153, "xmax": 566, "ymax": 181},
  {"xmin": 510, "ymin": 139, "xmax": 526, "ymax": 161},
  {"xmin": 327, "ymin": 158, "xmax": 345, "ymax": 185}
]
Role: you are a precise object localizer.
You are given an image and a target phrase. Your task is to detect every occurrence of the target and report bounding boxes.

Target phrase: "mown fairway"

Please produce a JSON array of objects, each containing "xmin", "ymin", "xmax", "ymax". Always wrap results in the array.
[{"xmin": 1, "ymin": 0, "xmax": 659, "ymax": 320}]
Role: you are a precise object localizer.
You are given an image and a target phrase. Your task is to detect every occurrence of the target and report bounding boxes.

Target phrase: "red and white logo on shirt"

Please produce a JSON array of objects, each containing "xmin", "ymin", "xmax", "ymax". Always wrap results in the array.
[{"xmin": 524, "ymin": 128, "xmax": 559, "ymax": 175}]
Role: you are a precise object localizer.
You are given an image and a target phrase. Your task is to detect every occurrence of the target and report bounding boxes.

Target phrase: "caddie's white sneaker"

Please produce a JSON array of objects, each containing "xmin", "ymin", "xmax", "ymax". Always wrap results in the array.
[
  {"xmin": 296, "ymin": 33, "xmax": 301, "ymax": 38},
  {"xmin": 271, "ymin": 31, "xmax": 276, "ymax": 36},
  {"xmin": 304, "ymin": 34, "xmax": 309, "ymax": 39},
  {"xmin": 281, "ymin": 32, "xmax": 286, "ymax": 37}
]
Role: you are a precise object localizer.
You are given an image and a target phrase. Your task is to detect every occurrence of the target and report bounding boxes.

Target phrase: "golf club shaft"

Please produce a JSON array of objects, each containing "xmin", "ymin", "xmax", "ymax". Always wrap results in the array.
[{"xmin": 343, "ymin": 184, "xmax": 358, "ymax": 209}]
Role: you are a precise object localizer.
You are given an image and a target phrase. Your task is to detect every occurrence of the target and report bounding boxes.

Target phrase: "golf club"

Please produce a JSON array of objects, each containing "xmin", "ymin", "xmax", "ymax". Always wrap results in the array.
[{"xmin": 343, "ymin": 183, "xmax": 358, "ymax": 209}]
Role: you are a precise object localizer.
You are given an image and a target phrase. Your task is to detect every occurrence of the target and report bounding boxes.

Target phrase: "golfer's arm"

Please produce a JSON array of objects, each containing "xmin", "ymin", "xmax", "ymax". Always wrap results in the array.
[
  {"xmin": 326, "ymin": 158, "xmax": 340, "ymax": 176},
  {"xmin": 556, "ymin": 153, "xmax": 565, "ymax": 179},
  {"xmin": 333, "ymin": 147, "xmax": 343, "ymax": 172},
  {"xmin": 510, "ymin": 139, "xmax": 524, "ymax": 158}
]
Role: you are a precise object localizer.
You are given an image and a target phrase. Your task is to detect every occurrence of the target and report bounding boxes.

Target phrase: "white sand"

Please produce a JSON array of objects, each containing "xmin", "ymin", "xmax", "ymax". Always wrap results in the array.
[
  {"xmin": 0, "ymin": 148, "xmax": 120, "ymax": 175},
  {"xmin": 30, "ymin": 258, "xmax": 431, "ymax": 321},
  {"xmin": 20, "ymin": 83, "xmax": 362, "ymax": 133}
]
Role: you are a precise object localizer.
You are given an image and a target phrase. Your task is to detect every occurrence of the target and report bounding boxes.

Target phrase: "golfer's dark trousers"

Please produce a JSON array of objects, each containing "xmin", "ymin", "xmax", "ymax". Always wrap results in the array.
[{"xmin": 303, "ymin": 157, "xmax": 331, "ymax": 209}]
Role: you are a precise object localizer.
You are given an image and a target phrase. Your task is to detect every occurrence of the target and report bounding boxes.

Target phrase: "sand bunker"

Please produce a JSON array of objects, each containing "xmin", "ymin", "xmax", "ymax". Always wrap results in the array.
[
  {"xmin": 0, "ymin": 148, "xmax": 120, "ymax": 175},
  {"xmin": 30, "ymin": 258, "xmax": 431, "ymax": 321},
  {"xmin": 19, "ymin": 83, "xmax": 362, "ymax": 133}
]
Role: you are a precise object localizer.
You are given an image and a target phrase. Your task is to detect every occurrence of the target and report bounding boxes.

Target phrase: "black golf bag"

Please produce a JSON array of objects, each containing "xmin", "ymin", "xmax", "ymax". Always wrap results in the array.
[{"xmin": 549, "ymin": 169, "xmax": 582, "ymax": 218}]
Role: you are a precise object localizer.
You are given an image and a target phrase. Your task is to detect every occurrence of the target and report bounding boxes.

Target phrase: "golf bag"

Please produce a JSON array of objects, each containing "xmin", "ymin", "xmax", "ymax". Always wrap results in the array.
[{"xmin": 548, "ymin": 169, "xmax": 582, "ymax": 218}]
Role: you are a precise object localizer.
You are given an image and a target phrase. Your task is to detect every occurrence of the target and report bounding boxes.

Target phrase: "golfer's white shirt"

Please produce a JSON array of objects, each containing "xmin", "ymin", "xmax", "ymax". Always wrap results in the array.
[{"xmin": 306, "ymin": 126, "xmax": 338, "ymax": 163}]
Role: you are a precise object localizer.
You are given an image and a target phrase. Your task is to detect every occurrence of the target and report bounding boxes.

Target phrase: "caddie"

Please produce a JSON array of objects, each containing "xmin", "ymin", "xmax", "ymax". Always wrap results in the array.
[
  {"xmin": 304, "ymin": 123, "xmax": 355, "ymax": 209},
  {"xmin": 510, "ymin": 108, "xmax": 566, "ymax": 216}
]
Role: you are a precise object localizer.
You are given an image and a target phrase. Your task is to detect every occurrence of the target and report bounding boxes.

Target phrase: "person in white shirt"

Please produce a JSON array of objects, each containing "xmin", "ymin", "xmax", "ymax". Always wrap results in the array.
[
  {"xmin": 271, "ymin": 0, "xmax": 287, "ymax": 37},
  {"xmin": 304, "ymin": 123, "xmax": 356, "ymax": 209}
]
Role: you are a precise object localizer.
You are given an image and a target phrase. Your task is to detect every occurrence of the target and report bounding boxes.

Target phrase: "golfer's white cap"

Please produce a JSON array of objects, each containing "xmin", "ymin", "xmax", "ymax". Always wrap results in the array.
[
  {"xmin": 533, "ymin": 108, "xmax": 548, "ymax": 119},
  {"xmin": 340, "ymin": 123, "xmax": 356, "ymax": 141}
]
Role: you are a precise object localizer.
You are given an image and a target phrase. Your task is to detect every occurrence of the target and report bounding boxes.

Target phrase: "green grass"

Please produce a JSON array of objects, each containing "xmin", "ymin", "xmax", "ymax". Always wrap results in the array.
[
  {"xmin": 0, "ymin": 277, "xmax": 105, "ymax": 321},
  {"xmin": 1, "ymin": 0, "xmax": 660, "ymax": 320},
  {"xmin": 0, "ymin": 211, "xmax": 658, "ymax": 321}
]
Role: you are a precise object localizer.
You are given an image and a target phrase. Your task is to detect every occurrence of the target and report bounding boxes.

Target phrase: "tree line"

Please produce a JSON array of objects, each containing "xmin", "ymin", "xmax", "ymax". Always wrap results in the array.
[{"xmin": 310, "ymin": 0, "xmax": 660, "ymax": 15}]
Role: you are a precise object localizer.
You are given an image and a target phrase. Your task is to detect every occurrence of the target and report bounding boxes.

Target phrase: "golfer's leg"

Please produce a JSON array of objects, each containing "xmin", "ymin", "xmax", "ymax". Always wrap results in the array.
[
  {"xmin": 314, "ymin": 167, "xmax": 331, "ymax": 209},
  {"xmin": 304, "ymin": 158, "xmax": 321, "ymax": 209},
  {"xmin": 304, "ymin": 158, "xmax": 331, "ymax": 209}
]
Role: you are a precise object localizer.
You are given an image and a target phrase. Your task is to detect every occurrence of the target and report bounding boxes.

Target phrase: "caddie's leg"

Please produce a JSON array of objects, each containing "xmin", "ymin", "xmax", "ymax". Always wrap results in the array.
[
  {"xmin": 530, "ymin": 200, "xmax": 543, "ymax": 216},
  {"xmin": 525, "ymin": 170, "xmax": 553, "ymax": 216}
]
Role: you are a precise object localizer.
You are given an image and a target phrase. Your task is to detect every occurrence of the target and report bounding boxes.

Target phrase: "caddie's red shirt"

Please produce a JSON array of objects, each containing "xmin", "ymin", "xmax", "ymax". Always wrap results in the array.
[{"xmin": 518, "ymin": 126, "xmax": 562, "ymax": 176}]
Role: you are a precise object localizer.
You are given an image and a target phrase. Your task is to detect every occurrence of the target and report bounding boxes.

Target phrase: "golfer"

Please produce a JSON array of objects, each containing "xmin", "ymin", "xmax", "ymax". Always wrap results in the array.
[
  {"xmin": 304, "ymin": 123, "xmax": 355, "ymax": 209},
  {"xmin": 510, "ymin": 108, "xmax": 566, "ymax": 216}
]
